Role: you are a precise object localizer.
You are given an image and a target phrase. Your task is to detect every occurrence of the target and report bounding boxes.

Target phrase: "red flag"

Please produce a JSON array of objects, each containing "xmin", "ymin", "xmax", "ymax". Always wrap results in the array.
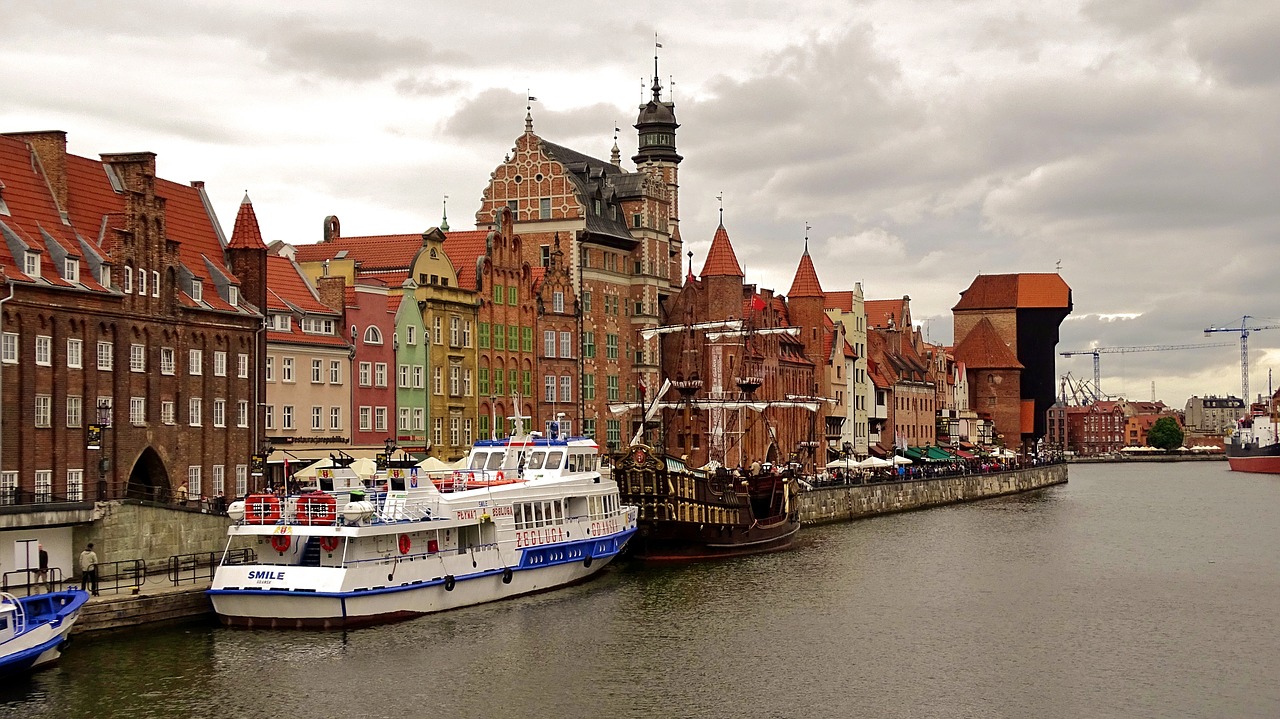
[{"xmin": 752, "ymin": 295, "xmax": 766, "ymax": 312}]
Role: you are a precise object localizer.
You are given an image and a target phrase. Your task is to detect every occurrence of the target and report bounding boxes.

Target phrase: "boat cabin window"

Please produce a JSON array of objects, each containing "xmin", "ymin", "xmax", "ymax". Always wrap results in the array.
[
  {"xmin": 545, "ymin": 451, "xmax": 564, "ymax": 470},
  {"xmin": 389, "ymin": 475, "xmax": 406, "ymax": 491},
  {"xmin": 470, "ymin": 452, "xmax": 489, "ymax": 470},
  {"xmin": 486, "ymin": 452, "xmax": 505, "ymax": 471},
  {"xmin": 319, "ymin": 477, "xmax": 334, "ymax": 491},
  {"xmin": 565, "ymin": 453, "xmax": 579, "ymax": 472},
  {"xmin": 533, "ymin": 502, "xmax": 544, "ymax": 526},
  {"xmin": 527, "ymin": 451, "xmax": 546, "ymax": 470}
]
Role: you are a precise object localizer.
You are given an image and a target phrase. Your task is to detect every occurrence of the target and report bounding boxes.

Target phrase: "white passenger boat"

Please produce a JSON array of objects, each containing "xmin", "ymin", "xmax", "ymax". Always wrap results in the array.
[
  {"xmin": 209, "ymin": 416, "xmax": 637, "ymax": 628},
  {"xmin": 0, "ymin": 589, "xmax": 90, "ymax": 677}
]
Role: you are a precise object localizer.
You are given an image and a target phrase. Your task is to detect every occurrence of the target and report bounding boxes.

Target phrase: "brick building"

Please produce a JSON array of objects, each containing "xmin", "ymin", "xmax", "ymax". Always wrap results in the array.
[
  {"xmin": 533, "ymin": 233, "xmax": 580, "ymax": 435},
  {"xmin": 1184, "ymin": 395, "xmax": 1244, "ymax": 436},
  {"xmin": 0, "ymin": 131, "xmax": 262, "ymax": 505},
  {"xmin": 473, "ymin": 76, "xmax": 684, "ymax": 449}
]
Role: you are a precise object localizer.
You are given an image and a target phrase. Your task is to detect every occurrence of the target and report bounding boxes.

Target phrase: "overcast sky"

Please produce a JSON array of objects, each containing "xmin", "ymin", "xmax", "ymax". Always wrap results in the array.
[{"xmin": 4, "ymin": 1, "xmax": 1277, "ymax": 408}]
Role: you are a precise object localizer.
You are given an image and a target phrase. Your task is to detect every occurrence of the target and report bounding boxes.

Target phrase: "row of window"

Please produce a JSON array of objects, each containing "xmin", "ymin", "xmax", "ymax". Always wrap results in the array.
[
  {"xmin": 33, "ymin": 395, "xmax": 250, "ymax": 429},
  {"xmin": 476, "ymin": 323, "xmax": 535, "ymax": 352},
  {"xmin": 2, "ymin": 334, "xmax": 249, "ymax": 377},
  {"xmin": 265, "ymin": 356, "xmax": 343, "ymax": 384}
]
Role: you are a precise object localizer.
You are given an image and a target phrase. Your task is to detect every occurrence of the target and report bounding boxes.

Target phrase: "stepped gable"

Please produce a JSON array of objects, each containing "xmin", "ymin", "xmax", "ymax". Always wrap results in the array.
[
  {"xmin": 787, "ymin": 248, "xmax": 824, "ymax": 298},
  {"xmin": 441, "ymin": 229, "xmax": 489, "ymax": 290},
  {"xmin": 700, "ymin": 222, "xmax": 743, "ymax": 277},
  {"xmin": 953, "ymin": 273, "xmax": 1071, "ymax": 310},
  {"xmin": 952, "ymin": 316, "xmax": 1023, "ymax": 369},
  {"xmin": 227, "ymin": 193, "xmax": 267, "ymax": 249}
]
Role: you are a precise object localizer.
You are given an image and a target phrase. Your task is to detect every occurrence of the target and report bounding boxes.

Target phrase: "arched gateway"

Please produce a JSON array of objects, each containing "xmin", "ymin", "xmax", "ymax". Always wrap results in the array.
[{"xmin": 127, "ymin": 447, "xmax": 171, "ymax": 502}]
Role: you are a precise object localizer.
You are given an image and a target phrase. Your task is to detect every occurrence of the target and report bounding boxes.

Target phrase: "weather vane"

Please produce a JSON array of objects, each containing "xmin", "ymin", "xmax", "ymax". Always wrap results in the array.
[
  {"xmin": 716, "ymin": 192, "xmax": 724, "ymax": 224},
  {"xmin": 804, "ymin": 222, "xmax": 812, "ymax": 252}
]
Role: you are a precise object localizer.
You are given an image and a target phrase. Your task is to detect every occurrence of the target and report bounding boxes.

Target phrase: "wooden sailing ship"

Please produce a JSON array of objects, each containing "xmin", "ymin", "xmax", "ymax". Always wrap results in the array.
[{"xmin": 610, "ymin": 305, "xmax": 822, "ymax": 561}]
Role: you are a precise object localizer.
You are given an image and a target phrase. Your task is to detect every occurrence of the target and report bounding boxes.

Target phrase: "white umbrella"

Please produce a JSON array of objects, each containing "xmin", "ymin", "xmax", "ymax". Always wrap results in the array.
[
  {"xmin": 416, "ymin": 456, "xmax": 453, "ymax": 471},
  {"xmin": 825, "ymin": 458, "xmax": 856, "ymax": 469},
  {"xmin": 291, "ymin": 458, "xmax": 335, "ymax": 480},
  {"xmin": 857, "ymin": 456, "xmax": 893, "ymax": 469},
  {"xmin": 891, "ymin": 456, "xmax": 913, "ymax": 465}
]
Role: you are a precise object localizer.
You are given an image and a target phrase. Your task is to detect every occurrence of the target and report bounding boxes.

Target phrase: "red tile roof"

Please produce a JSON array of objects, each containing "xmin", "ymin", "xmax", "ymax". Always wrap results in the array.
[
  {"xmin": 825, "ymin": 290, "xmax": 855, "ymax": 312},
  {"xmin": 266, "ymin": 255, "xmax": 335, "ymax": 315},
  {"xmin": 293, "ymin": 233, "xmax": 426, "ymax": 284},
  {"xmin": 865, "ymin": 298, "xmax": 908, "ymax": 329},
  {"xmin": 0, "ymin": 136, "xmax": 84, "ymax": 284},
  {"xmin": 227, "ymin": 193, "xmax": 267, "ymax": 249},
  {"xmin": 952, "ymin": 317, "xmax": 1023, "ymax": 369},
  {"xmin": 953, "ymin": 273, "xmax": 1071, "ymax": 310},
  {"xmin": 442, "ymin": 230, "xmax": 489, "ymax": 290},
  {"xmin": 787, "ymin": 250, "xmax": 824, "ymax": 298},
  {"xmin": 700, "ymin": 223, "xmax": 743, "ymax": 278}
]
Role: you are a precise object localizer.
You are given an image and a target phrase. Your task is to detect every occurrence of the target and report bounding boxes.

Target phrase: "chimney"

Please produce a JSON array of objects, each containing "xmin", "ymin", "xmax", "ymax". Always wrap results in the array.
[
  {"xmin": 5, "ymin": 131, "xmax": 69, "ymax": 212},
  {"xmin": 316, "ymin": 275, "xmax": 346, "ymax": 313}
]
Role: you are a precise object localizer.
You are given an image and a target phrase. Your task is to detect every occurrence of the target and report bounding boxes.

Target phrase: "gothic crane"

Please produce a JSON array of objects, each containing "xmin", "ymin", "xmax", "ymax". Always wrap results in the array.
[
  {"xmin": 1059, "ymin": 342, "xmax": 1232, "ymax": 402},
  {"xmin": 1204, "ymin": 316, "xmax": 1280, "ymax": 404}
]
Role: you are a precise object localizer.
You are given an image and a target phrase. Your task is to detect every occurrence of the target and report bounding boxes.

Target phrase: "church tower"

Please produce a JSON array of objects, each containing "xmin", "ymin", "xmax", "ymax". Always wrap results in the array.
[{"xmin": 633, "ymin": 51, "xmax": 683, "ymax": 264}]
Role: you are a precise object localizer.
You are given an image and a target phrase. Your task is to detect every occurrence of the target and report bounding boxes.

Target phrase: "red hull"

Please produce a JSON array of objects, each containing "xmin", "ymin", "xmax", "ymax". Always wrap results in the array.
[{"xmin": 1226, "ymin": 455, "xmax": 1280, "ymax": 474}]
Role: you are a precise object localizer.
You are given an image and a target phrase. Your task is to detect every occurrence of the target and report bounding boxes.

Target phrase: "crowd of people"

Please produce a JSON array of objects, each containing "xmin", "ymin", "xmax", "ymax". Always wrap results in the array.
[{"xmin": 809, "ymin": 453, "xmax": 1066, "ymax": 488}]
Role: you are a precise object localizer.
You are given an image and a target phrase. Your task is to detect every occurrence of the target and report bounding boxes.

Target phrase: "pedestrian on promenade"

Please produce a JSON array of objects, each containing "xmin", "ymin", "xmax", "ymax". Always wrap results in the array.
[
  {"xmin": 36, "ymin": 543, "xmax": 51, "ymax": 590},
  {"xmin": 175, "ymin": 480, "xmax": 189, "ymax": 505},
  {"xmin": 80, "ymin": 542, "xmax": 99, "ymax": 596}
]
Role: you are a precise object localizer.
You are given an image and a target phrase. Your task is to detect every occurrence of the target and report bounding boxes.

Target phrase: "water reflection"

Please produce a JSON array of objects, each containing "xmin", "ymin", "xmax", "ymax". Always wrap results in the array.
[{"xmin": 5, "ymin": 463, "xmax": 1279, "ymax": 719}]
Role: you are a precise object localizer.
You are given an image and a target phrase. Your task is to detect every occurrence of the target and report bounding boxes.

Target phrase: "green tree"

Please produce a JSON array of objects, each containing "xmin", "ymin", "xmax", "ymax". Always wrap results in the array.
[{"xmin": 1147, "ymin": 416, "xmax": 1184, "ymax": 450}]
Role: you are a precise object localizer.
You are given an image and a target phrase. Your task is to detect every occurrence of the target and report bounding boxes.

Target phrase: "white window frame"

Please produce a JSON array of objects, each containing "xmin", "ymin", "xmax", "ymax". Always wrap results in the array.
[
  {"xmin": 281, "ymin": 357, "xmax": 294, "ymax": 383},
  {"xmin": 330, "ymin": 360, "xmax": 341, "ymax": 385},
  {"xmin": 189, "ymin": 349, "xmax": 203, "ymax": 375},
  {"xmin": 66, "ymin": 395, "xmax": 82, "ymax": 428},
  {"xmin": 67, "ymin": 338, "xmax": 83, "ymax": 368},
  {"xmin": 375, "ymin": 363, "xmax": 387, "ymax": 387},
  {"xmin": 544, "ymin": 330, "xmax": 556, "ymax": 357},
  {"xmin": 130, "ymin": 343, "xmax": 146, "ymax": 372},
  {"xmin": 238, "ymin": 400, "xmax": 249, "ymax": 428},
  {"xmin": 236, "ymin": 465, "xmax": 248, "ymax": 498},
  {"xmin": 214, "ymin": 351, "xmax": 227, "ymax": 377},
  {"xmin": 398, "ymin": 407, "xmax": 410, "ymax": 431},
  {"xmin": 212, "ymin": 465, "xmax": 225, "ymax": 497},
  {"xmin": 1, "ymin": 332, "xmax": 16, "ymax": 364},
  {"xmin": 189, "ymin": 397, "xmax": 203, "ymax": 426},
  {"xmin": 359, "ymin": 362, "xmax": 371, "ymax": 387},
  {"xmin": 213, "ymin": 399, "xmax": 226, "ymax": 428},
  {"xmin": 374, "ymin": 407, "xmax": 387, "ymax": 432},
  {"xmin": 35, "ymin": 335, "xmax": 51, "ymax": 366},
  {"xmin": 34, "ymin": 470, "xmax": 52, "ymax": 503},
  {"xmin": 35, "ymin": 394, "xmax": 52, "ymax": 427},
  {"xmin": 97, "ymin": 341, "xmax": 113, "ymax": 370},
  {"xmin": 330, "ymin": 406, "xmax": 342, "ymax": 431},
  {"xmin": 162, "ymin": 401, "xmax": 176, "ymax": 425},
  {"xmin": 160, "ymin": 347, "xmax": 176, "ymax": 375},
  {"xmin": 130, "ymin": 396, "xmax": 146, "ymax": 426},
  {"xmin": 281, "ymin": 405, "xmax": 294, "ymax": 430},
  {"xmin": 138, "ymin": 267, "xmax": 147, "ymax": 296},
  {"xmin": 67, "ymin": 469, "xmax": 84, "ymax": 501},
  {"xmin": 238, "ymin": 353, "xmax": 249, "ymax": 378},
  {"xmin": 152, "ymin": 270, "xmax": 160, "ymax": 298},
  {"xmin": 311, "ymin": 358, "xmax": 323, "ymax": 384},
  {"xmin": 311, "ymin": 405, "xmax": 322, "ymax": 431},
  {"xmin": 188, "ymin": 466, "xmax": 202, "ymax": 497},
  {"xmin": 359, "ymin": 406, "xmax": 372, "ymax": 431}
]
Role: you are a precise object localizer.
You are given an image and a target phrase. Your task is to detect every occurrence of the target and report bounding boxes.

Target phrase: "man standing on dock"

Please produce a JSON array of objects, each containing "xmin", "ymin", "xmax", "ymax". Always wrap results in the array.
[{"xmin": 80, "ymin": 543, "xmax": 99, "ymax": 596}]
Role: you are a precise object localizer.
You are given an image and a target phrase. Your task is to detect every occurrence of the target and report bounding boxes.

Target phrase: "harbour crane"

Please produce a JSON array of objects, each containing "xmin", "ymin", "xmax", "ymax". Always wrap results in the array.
[
  {"xmin": 1059, "ymin": 342, "xmax": 1232, "ymax": 402},
  {"xmin": 1204, "ymin": 316, "xmax": 1280, "ymax": 404}
]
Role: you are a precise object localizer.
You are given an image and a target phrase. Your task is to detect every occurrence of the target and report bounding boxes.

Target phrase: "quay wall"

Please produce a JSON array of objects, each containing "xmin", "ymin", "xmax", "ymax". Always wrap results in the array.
[
  {"xmin": 73, "ymin": 587, "xmax": 211, "ymax": 635},
  {"xmin": 74, "ymin": 501, "xmax": 233, "ymax": 570},
  {"xmin": 798, "ymin": 464, "xmax": 1067, "ymax": 526}
]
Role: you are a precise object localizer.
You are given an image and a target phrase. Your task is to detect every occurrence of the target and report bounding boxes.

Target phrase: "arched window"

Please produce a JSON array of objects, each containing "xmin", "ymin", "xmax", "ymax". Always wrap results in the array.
[{"xmin": 364, "ymin": 326, "xmax": 383, "ymax": 345}]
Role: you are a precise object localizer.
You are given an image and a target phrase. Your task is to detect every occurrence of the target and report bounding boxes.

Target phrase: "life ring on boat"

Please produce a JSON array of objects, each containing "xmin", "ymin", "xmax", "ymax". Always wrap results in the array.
[
  {"xmin": 270, "ymin": 534, "xmax": 291, "ymax": 553},
  {"xmin": 444, "ymin": 574, "xmax": 456, "ymax": 591},
  {"xmin": 245, "ymin": 493, "xmax": 282, "ymax": 525},
  {"xmin": 494, "ymin": 471, "xmax": 505, "ymax": 482},
  {"xmin": 318, "ymin": 536, "xmax": 340, "ymax": 553},
  {"xmin": 502, "ymin": 567, "xmax": 513, "ymax": 584},
  {"xmin": 297, "ymin": 491, "xmax": 337, "ymax": 526},
  {"xmin": 397, "ymin": 534, "xmax": 412, "ymax": 555}
]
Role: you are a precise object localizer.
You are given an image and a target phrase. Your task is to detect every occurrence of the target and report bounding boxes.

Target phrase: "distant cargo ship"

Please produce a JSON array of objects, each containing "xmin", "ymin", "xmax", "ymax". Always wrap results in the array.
[{"xmin": 1226, "ymin": 395, "xmax": 1280, "ymax": 474}]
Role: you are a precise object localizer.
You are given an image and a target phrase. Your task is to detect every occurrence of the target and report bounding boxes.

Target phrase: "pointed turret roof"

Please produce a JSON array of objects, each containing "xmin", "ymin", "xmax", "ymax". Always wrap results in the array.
[
  {"xmin": 227, "ymin": 193, "xmax": 267, "ymax": 250},
  {"xmin": 700, "ymin": 223, "xmax": 743, "ymax": 278},
  {"xmin": 787, "ymin": 248, "xmax": 824, "ymax": 298}
]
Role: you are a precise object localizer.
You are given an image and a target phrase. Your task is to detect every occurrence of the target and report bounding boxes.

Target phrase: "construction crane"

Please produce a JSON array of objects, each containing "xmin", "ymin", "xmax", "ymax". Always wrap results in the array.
[
  {"xmin": 1059, "ymin": 343, "xmax": 1232, "ymax": 401},
  {"xmin": 1204, "ymin": 316, "xmax": 1280, "ymax": 404}
]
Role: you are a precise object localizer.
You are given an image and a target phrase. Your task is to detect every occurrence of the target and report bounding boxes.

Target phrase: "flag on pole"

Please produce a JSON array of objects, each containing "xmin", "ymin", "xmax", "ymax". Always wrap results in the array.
[
  {"xmin": 656, "ymin": 42, "xmax": 663, "ymax": 48},
  {"xmin": 751, "ymin": 295, "xmax": 766, "ymax": 312},
  {"xmin": 528, "ymin": 96, "xmax": 538, "ymax": 102}
]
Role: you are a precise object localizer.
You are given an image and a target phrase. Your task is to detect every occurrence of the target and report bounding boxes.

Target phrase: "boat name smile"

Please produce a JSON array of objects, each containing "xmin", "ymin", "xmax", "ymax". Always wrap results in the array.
[
  {"xmin": 515, "ymin": 527, "xmax": 564, "ymax": 548},
  {"xmin": 249, "ymin": 570, "xmax": 286, "ymax": 581}
]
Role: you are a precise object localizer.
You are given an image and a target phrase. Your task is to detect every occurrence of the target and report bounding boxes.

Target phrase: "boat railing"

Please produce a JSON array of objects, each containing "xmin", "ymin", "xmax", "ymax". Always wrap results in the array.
[
  {"xmin": 338, "ymin": 542, "xmax": 501, "ymax": 568},
  {"xmin": 0, "ymin": 591, "xmax": 27, "ymax": 635}
]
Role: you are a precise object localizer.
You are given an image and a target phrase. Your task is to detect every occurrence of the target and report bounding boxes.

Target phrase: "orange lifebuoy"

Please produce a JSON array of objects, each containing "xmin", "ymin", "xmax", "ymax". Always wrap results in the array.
[
  {"xmin": 270, "ymin": 534, "xmax": 291, "ymax": 553},
  {"xmin": 398, "ymin": 534, "xmax": 412, "ymax": 555},
  {"xmin": 296, "ymin": 491, "xmax": 337, "ymax": 526},
  {"xmin": 318, "ymin": 535, "xmax": 340, "ymax": 553},
  {"xmin": 495, "ymin": 471, "xmax": 505, "ymax": 482},
  {"xmin": 245, "ymin": 494, "xmax": 282, "ymax": 525}
]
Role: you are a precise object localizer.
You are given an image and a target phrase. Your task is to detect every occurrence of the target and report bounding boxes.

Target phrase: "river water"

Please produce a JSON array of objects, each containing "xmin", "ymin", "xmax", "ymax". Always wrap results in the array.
[{"xmin": 3, "ymin": 462, "xmax": 1277, "ymax": 719}]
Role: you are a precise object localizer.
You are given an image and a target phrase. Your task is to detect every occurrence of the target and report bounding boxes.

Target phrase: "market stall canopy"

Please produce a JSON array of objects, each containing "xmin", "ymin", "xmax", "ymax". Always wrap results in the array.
[{"xmin": 857, "ymin": 456, "xmax": 893, "ymax": 469}]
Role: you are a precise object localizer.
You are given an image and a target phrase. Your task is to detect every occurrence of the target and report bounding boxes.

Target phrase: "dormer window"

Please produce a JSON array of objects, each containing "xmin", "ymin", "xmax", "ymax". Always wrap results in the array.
[
  {"xmin": 64, "ymin": 258, "xmax": 79, "ymax": 282},
  {"xmin": 228, "ymin": 286, "xmax": 239, "ymax": 306},
  {"xmin": 0, "ymin": 181, "xmax": 10, "ymax": 216},
  {"xmin": 191, "ymin": 280, "xmax": 203, "ymax": 303},
  {"xmin": 101, "ymin": 266, "xmax": 112, "ymax": 289},
  {"xmin": 23, "ymin": 251, "xmax": 39, "ymax": 278}
]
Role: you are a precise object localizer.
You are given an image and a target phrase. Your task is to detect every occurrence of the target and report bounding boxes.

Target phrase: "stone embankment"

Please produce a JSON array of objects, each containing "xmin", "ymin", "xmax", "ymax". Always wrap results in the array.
[{"xmin": 797, "ymin": 464, "xmax": 1067, "ymax": 525}]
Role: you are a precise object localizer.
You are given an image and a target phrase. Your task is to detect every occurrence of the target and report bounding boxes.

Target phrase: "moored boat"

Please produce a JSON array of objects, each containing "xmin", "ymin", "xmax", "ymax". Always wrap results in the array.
[
  {"xmin": 0, "ymin": 589, "xmax": 90, "ymax": 677},
  {"xmin": 1226, "ymin": 396, "xmax": 1280, "ymax": 474},
  {"xmin": 209, "ymin": 413, "xmax": 637, "ymax": 628}
]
